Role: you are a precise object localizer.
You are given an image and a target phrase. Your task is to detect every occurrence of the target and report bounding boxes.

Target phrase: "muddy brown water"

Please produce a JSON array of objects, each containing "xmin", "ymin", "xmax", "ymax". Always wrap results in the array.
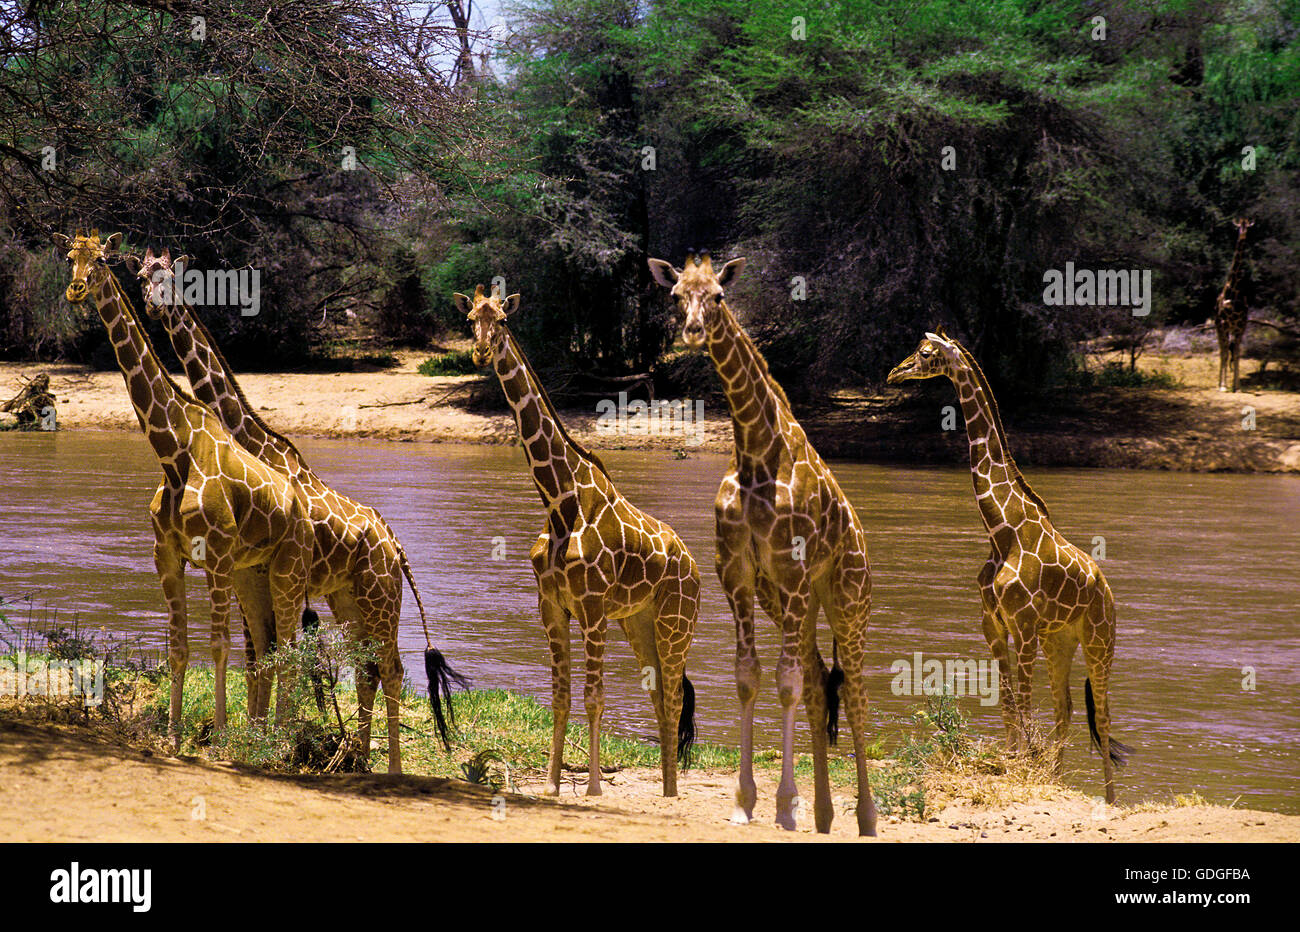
[{"xmin": 2, "ymin": 430, "xmax": 1297, "ymax": 813}]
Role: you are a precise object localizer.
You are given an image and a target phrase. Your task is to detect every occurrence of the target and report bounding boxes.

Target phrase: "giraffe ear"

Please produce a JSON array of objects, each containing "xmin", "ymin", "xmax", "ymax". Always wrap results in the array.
[
  {"xmin": 51, "ymin": 233, "xmax": 71, "ymax": 250},
  {"xmin": 174, "ymin": 254, "xmax": 192, "ymax": 266},
  {"xmin": 453, "ymin": 292, "xmax": 473, "ymax": 314},
  {"xmin": 648, "ymin": 258, "xmax": 679, "ymax": 288},
  {"xmin": 716, "ymin": 257, "xmax": 746, "ymax": 288},
  {"xmin": 103, "ymin": 232, "xmax": 123, "ymax": 252},
  {"xmin": 121, "ymin": 254, "xmax": 142, "ymax": 274},
  {"xmin": 503, "ymin": 293, "xmax": 521, "ymax": 315}
]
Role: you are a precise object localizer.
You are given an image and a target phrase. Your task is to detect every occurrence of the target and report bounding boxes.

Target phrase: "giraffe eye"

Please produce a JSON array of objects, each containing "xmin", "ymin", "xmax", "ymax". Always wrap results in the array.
[{"xmin": 713, "ymin": 292, "xmax": 723, "ymax": 303}]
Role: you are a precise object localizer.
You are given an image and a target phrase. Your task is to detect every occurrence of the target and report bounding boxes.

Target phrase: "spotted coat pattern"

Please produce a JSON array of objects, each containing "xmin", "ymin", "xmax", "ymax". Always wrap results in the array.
[{"xmin": 458, "ymin": 285, "xmax": 700, "ymax": 797}]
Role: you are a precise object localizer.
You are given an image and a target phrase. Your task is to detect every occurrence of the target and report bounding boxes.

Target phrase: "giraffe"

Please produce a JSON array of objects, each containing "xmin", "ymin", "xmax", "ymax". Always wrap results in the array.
[
  {"xmin": 456, "ymin": 284, "xmax": 699, "ymax": 797},
  {"xmin": 649, "ymin": 254, "xmax": 877, "ymax": 835},
  {"xmin": 55, "ymin": 231, "xmax": 313, "ymax": 748},
  {"xmin": 887, "ymin": 328, "xmax": 1132, "ymax": 803},
  {"xmin": 1215, "ymin": 218, "xmax": 1254, "ymax": 393},
  {"xmin": 129, "ymin": 246, "xmax": 464, "ymax": 772}
]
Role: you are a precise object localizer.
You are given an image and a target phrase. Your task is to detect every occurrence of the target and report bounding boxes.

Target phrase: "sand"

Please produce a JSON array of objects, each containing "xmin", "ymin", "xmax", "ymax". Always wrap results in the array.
[
  {"xmin": 2, "ymin": 342, "xmax": 1297, "ymax": 470},
  {"xmin": 1, "ymin": 719, "xmax": 1294, "ymax": 843}
]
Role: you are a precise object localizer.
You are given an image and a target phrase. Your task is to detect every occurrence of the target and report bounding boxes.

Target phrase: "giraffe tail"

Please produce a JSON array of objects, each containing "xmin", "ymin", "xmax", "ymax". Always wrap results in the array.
[
  {"xmin": 425, "ymin": 647, "xmax": 471, "ymax": 752},
  {"xmin": 397, "ymin": 545, "xmax": 431, "ymax": 645},
  {"xmin": 676, "ymin": 675, "xmax": 697, "ymax": 768},
  {"xmin": 396, "ymin": 541, "xmax": 471, "ymax": 750},
  {"xmin": 1085, "ymin": 677, "xmax": 1133, "ymax": 767},
  {"xmin": 826, "ymin": 639, "xmax": 844, "ymax": 745}
]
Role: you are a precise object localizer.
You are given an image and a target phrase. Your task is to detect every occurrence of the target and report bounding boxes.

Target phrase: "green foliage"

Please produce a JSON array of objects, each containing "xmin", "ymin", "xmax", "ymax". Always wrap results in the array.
[
  {"xmin": 418, "ymin": 351, "xmax": 478, "ymax": 376},
  {"xmin": 1088, "ymin": 362, "xmax": 1181, "ymax": 390}
]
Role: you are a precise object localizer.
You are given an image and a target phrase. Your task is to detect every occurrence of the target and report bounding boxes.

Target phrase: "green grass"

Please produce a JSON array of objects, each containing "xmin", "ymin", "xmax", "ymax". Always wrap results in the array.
[
  {"xmin": 1089, "ymin": 362, "xmax": 1181, "ymax": 389},
  {"xmin": 417, "ymin": 350, "xmax": 477, "ymax": 376},
  {"xmin": 4, "ymin": 626, "xmax": 1025, "ymax": 822}
]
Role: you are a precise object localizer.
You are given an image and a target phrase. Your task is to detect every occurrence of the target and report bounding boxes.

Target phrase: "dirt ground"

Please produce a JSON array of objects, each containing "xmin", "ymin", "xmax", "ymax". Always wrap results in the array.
[
  {"xmin": 2, "ymin": 720, "xmax": 1295, "ymax": 843},
  {"xmin": 2, "ymin": 335, "xmax": 1297, "ymax": 471}
]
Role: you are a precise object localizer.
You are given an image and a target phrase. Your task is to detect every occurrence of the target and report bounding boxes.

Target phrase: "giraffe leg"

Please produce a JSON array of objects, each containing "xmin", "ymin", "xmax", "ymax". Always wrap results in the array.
[
  {"xmin": 330, "ymin": 590, "xmax": 376, "ymax": 758},
  {"xmin": 1217, "ymin": 329, "xmax": 1231, "ymax": 392},
  {"xmin": 650, "ymin": 566, "xmax": 698, "ymax": 798},
  {"xmin": 822, "ymin": 568, "xmax": 876, "ymax": 837},
  {"xmin": 1043, "ymin": 630, "xmax": 1078, "ymax": 778},
  {"xmin": 266, "ymin": 517, "xmax": 310, "ymax": 729},
  {"xmin": 575, "ymin": 601, "xmax": 607, "ymax": 797},
  {"xmin": 155, "ymin": 542, "xmax": 188, "ymax": 752},
  {"xmin": 772, "ymin": 584, "xmax": 811, "ymax": 831},
  {"xmin": 232, "ymin": 567, "xmax": 274, "ymax": 722},
  {"xmin": 378, "ymin": 633, "xmax": 404, "ymax": 775},
  {"xmin": 535, "ymin": 574, "xmax": 572, "ymax": 790},
  {"xmin": 352, "ymin": 558, "xmax": 406, "ymax": 775},
  {"xmin": 981, "ymin": 611, "xmax": 1019, "ymax": 750},
  {"xmin": 203, "ymin": 566, "xmax": 235, "ymax": 735},
  {"xmin": 979, "ymin": 558, "xmax": 1020, "ymax": 750},
  {"xmin": 1232, "ymin": 335, "xmax": 1243, "ymax": 393},
  {"xmin": 1082, "ymin": 598, "xmax": 1121, "ymax": 804},
  {"xmin": 797, "ymin": 591, "xmax": 833, "ymax": 833},
  {"xmin": 1010, "ymin": 622, "xmax": 1039, "ymax": 756},
  {"xmin": 621, "ymin": 608, "xmax": 670, "ymax": 792},
  {"xmin": 718, "ymin": 545, "xmax": 759, "ymax": 823}
]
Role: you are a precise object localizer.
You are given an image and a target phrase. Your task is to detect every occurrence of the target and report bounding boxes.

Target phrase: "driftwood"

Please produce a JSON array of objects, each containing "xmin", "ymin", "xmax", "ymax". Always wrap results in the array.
[{"xmin": 1, "ymin": 373, "xmax": 56, "ymax": 428}]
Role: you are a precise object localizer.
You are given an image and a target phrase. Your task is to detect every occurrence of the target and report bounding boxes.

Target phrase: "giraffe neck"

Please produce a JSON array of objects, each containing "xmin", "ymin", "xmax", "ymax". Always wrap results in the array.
[
  {"xmin": 493, "ymin": 326, "xmax": 597, "ymax": 512},
  {"xmin": 948, "ymin": 351, "xmax": 1050, "ymax": 553},
  {"xmin": 1222, "ymin": 231, "xmax": 1249, "ymax": 301},
  {"xmin": 155, "ymin": 299, "xmax": 312, "ymax": 481},
  {"xmin": 89, "ymin": 267, "xmax": 199, "ymax": 484},
  {"xmin": 705, "ymin": 301, "xmax": 789, "ymax": 467}
]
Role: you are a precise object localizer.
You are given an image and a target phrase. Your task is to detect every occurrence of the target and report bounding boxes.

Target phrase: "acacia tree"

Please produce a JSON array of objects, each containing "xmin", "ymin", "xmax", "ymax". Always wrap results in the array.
[{"xmin": 0, "ymin": 0, "xmax": 489, "ymax": 362}]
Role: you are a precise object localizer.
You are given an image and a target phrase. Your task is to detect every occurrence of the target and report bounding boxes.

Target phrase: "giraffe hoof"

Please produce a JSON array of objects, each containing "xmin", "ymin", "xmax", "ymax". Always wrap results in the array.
[
  {"xmin": 729, "ymin": 807, "xmax": 753, "ymax": 825},
  {"xmin": 544, "ymin": 783, "xmax": 561, "ymax": 796}
]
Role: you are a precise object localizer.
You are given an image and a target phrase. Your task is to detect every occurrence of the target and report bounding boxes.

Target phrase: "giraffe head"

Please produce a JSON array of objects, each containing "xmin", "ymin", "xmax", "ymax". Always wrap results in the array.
[
  {"xmin": 1234, "ymin": 217, "xmax": 1254, "ymax": 238},
  {"xmin": 455, "ymin": 284, "xmax": 520, "ymax": 367},
  {"xmin": 886, "ymin": 327, "xmax": 962, "ymax": 385},
  {"xmin": 648, "ymin": 253, "xmax": 746, "ymax": 349},
  {"xmin": 132, "ymin": 246, "xmax": 192, "ymax": 319},
  {"xmin": 53, "ymin": 231, "xmax": 122, "ymax": 304}
]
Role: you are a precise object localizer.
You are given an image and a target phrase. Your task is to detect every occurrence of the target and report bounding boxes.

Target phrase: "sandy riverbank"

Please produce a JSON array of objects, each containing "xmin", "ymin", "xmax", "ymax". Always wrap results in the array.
[
  {"xmin": 2, "ymin": 718, "xmax": 1295, "ymax": 843},
  {"xmin": 2, "ymin": 346, "xmax": 1298, "ymax": 471}
]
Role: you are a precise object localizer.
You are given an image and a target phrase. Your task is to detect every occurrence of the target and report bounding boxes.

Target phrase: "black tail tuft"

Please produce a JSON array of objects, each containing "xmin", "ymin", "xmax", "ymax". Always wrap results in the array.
[
  {"xmin": 301, "ymin": 607, "xmax": 319, "ymax": 632},
  {"xmin": 826, "ymin": 658, "xmax": 845, "ymax": 746},
  {"xmin": 425, "ymin": 648, "xmax": 471, "ymax": 751},
  {"xmin": 1085, "ymin": 677, "xmax": 1133, "ymax": 768},
  {"xmin": 676, "ymin": 675, "xmax": 696, "ymax": 768}
]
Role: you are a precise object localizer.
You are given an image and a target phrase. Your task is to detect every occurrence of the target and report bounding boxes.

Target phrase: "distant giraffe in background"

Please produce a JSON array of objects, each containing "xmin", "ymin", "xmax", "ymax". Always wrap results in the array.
[
  {"xmin": 888, "ymin": 328, "xmax": 1132, "ymax": 803},
  {"xmin": 459, "ymin": 284, "xmax": 699, "ymax": 797},
  {"xmin": 650, "ymin": 254, "xmax": 877, "ymax": 836},
  {"xmin": 131, "ymin": 246, "xmax": 464, "ymax": 771},
  {"xmin": 1215, "ymin": 218, "xmax": 1254, "ymax": 393}
]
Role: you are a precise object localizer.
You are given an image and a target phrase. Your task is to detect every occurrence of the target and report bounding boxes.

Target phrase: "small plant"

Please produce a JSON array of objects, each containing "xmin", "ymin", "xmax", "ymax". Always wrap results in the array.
[
  {"xmin": 418, "ymin": 351, "xmax": 477, "ymax": 376},
  {"xmin": 1091, "ymin": 362, "xmax": 1180, "ymax": 389},
  {"xmin": 461, "ymin": 749, "xmax": 510, "ymax": 791}
]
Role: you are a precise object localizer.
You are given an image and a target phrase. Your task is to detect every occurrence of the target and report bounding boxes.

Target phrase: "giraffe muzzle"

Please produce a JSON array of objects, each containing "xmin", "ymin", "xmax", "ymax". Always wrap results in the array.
[
  {"xmin": 886, "ymin": 359, "xmax": 915, "ymax": 384},
  {"xmin": 65, "ymin": 281, "xmax": 88, "ymax": 303}
]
